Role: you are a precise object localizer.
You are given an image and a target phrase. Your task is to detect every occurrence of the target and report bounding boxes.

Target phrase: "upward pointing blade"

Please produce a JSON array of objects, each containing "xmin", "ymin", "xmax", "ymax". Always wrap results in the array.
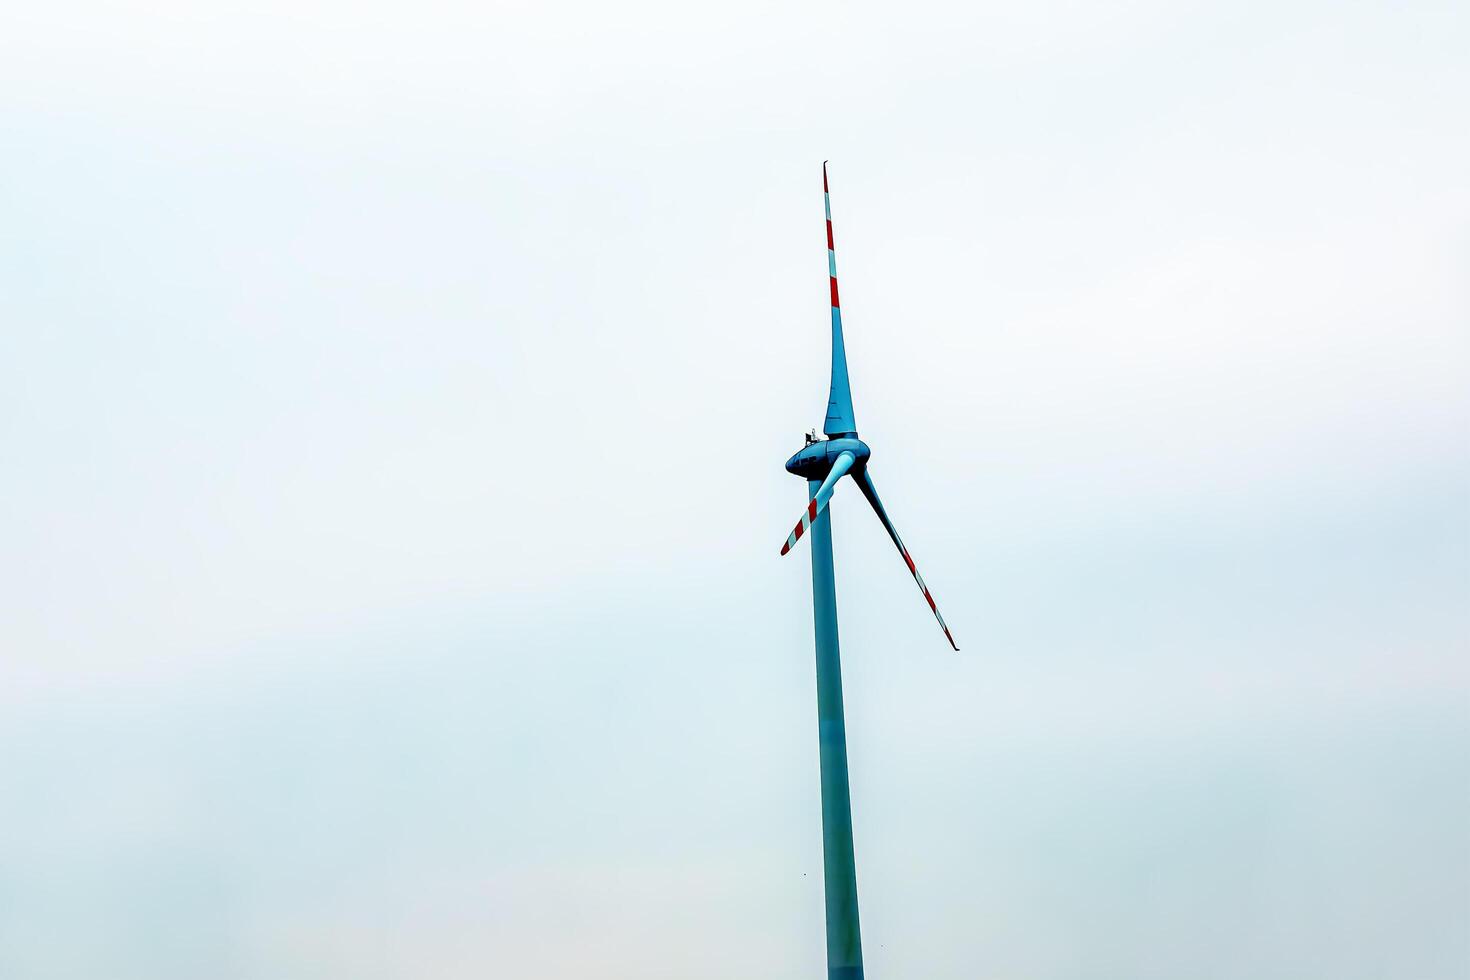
[
  {"xmin": 852, "ymin": 468, "xmax": 959, "ymax": 650},
  {"xmin": 823, "ymin": 162, "xmax": 856, "ymax": 437}
]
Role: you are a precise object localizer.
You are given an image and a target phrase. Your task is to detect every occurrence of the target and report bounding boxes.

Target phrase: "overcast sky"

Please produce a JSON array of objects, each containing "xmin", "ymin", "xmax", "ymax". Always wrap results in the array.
[{"xmin": 2, "ymin": 1, "xmax": 1467, "ymax": 977}]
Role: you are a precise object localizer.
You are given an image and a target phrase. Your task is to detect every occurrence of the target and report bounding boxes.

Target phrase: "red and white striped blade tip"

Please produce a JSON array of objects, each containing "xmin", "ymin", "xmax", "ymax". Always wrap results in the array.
[{"xmin": 779, "ymin": 499, "xmax": 821, "ymax": 555}]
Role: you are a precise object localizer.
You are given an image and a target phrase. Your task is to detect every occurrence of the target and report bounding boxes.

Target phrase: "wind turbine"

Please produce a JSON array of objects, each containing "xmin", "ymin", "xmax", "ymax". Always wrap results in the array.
[{"xmin": 780, "ymin": 163, "xmax": 958, "ymax": 980}]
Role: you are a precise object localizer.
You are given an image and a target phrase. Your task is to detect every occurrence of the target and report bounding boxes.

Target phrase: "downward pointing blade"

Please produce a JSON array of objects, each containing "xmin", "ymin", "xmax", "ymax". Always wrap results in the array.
[
  {"xmin": 852, "ymin": 468, "xmax": 959, "ymax": 650},
  {"xmin": 780, "ymin": 451, "xmax": 856, "ymax": 555}
]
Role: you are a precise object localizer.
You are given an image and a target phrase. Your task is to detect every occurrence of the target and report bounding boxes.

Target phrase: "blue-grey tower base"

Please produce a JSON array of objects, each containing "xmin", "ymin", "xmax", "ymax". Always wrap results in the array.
[{"xmin": 807, "ymin": 478, "xmax": 865, "ymax": 980}]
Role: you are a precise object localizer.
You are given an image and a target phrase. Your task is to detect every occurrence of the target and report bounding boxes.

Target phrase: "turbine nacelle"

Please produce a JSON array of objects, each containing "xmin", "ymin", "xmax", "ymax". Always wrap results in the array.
[{"xmin": 785, "ymin": 435, "xmax": 870, "ymax": 482}]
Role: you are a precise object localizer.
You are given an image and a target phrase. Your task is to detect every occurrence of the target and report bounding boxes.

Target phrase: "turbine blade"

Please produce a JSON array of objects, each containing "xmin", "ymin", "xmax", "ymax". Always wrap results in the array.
[
  {"xmin": 822, "ymin": 162, "xmax": 857, "ymax": 437},
  {"xmin": 852, "ymin": 468, "xmax": 959, "ymax": 650},
  {"xmin": 780, "ymin": 451, "xmax": 856, "ymax": 556}
]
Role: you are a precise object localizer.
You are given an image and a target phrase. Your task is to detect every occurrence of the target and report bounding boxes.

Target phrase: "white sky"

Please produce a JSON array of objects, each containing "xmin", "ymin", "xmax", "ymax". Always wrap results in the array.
[{"xmin": 2, "ymin": 1, "xmax": 1467, "ymax": 978}]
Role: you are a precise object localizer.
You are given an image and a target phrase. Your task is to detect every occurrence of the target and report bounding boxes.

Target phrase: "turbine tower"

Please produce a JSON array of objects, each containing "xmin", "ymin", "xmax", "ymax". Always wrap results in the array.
[{"xmin": 781, "ymin": 163, "xmax": 958, "ymax": 980}]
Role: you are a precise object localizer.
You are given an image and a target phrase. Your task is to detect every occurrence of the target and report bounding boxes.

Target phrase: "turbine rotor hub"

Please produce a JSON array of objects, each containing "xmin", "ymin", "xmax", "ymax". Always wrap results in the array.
[{"xmin": 784, "ymin": 435, "xmax": 870, "ymax": 481}]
